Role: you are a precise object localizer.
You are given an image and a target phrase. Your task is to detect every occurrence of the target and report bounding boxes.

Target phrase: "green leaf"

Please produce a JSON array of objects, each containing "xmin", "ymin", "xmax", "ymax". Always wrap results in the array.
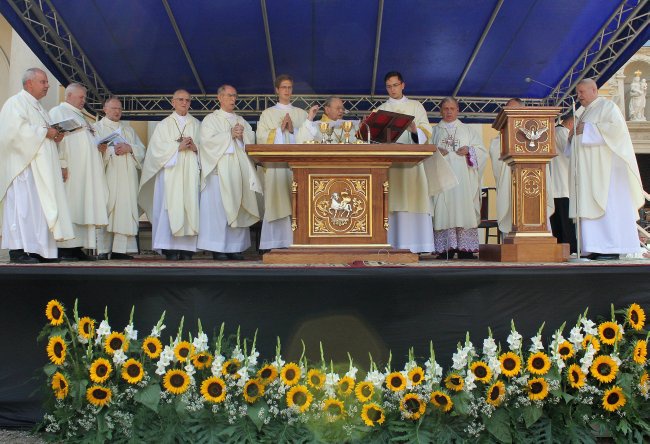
[
  {"xmin": 43, "ymin": 363, "xmax": 58, "ymax": 377},
  {"xmin": 452, "ymin": 391, "xmax": 471, "ymax": 416},
  {"xmin": 485, "ymin": 408, "xmax": 512, "ymax": 443},
  {"xmin": 134, "ymin": 384, "xmax": 161, "ymax": 413},
  {"xmin": 522, "ymin": 405, "xmax": 543, "ymax": 428},
  {"xmin": 247, "ymin": 401, "xmax": 267, "ymax": 432}
]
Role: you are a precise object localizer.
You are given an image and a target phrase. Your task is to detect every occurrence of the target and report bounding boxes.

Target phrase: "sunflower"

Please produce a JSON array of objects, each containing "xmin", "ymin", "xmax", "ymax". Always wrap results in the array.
[
  {"xmin": 89, "ymin": 358, "xmax": 113, "ymax": 383},
  {"xmin": 602, "ymin": 386, "xmax": 626, "ymax": 412},
  {"xmin": 45, "ymin": 300, "xmax": 64, "ymax": 326},
  {"xmin": 191, "ymin": 352, "xmax": 213, "ymax": 370},
  {"xmin": 582, "ymin": 334, "xmax": 601, "ymax": 353},
  {"xmin": 430, "ymin": 391, "xmax": 453, "ymax": 413},
  {"xmin": 470, "ymin": 361, "xmax": 492, "ymax": 383},
  {"xmin": 557, "ymin": 341, "xmax": 574, "ymax": 361},
  {"xmin": 640, "ymin": 372, "xmax": 649, "ymax": 395},
  {"xmin": 104, "ymin": 332, "xmax": 128, "ymax": 355},
  {"xmin": 567, "ymin": 364, "xmax": 586, "ymax": 389},
  {"xmin": 361, "ymin": 402, "xmax": 385, "ymax": 427},
  {"xmin": 598, "ymin": 321, "xmax": 621, "ymax": 346},
  {"xmin": 142, "ymin": 337, "xmax": 163, "ymax": 359},
  {"xmin": 243, "ymin": 379, "xmax": 265, "ymax": 404},
  {"xmin": 121, "ymin": 358, "xmax": 144, "ymax": 384},
  {"xmin": 280, "ymin": 362, "xmax": 301, "ymax": 386},
  {"xmin": 385, "ymin": 371, "xmax": 407, "ymax": 392},
  {"xmin": 401, "ymin": 393, "xmax": 426, "ymax": 419},
  {"xmin": 407, "ymin": 366, "xmax": 425, "ymax": 386},
  {"xmin": 286, "ymin": 385, "xmax": 313, "ymax": 413},
  {"xmin": 355, "ymin": 381, "xmax": 374, "ymax": 402},
  {"xmin": 51, "ymin": 372, "xmax": 69, "ymax": 399},
  {"xmin": 590, "ymin": 355, "xmax": 618, "ymax": 383},
  {"xmin": 633, "ymin": 340, "xmax": 647, "ymax": 365},
  {"xmin": 200, "ymin": 376, "xmax": 226, "ymax": 403},
  {"xmin": 46, "ymin": 336, "xmax": 66, "ymax": 365},
  {"xmin": 499, "ymin": 352, "xmax": 522, "ymax": 378},
  {"xmin": 486, "ymin": 381, "xmax": 506, "ymax": 407},
  {"xmin": 86, "ymin": 385, "xmax": 112, "ymax": 407},
  {"xmin": 174, "ymin": 341, "xmax": 194, "ymax": 362},
  {"xmin": 627, "ymin": 303, "xmax": 646, "ymax": 331},
  {"xmin": 307, "ymin": 369, "xmax": 325, "ymax": 389},
  {"xmin": 221, "ymin": 358, "xmax": 242, "ymax": 379},
  {"xmin": 528, "ymin": 377, "xmax": 549, "ymax": 401},
  {"xmin": 444, "ymin": 373, "xmax": 464, "ymax": 392},
  {"xmin": 163, "ymin": 369, "xmax": 190, "ymax": 395},
  {"xmin": 323, "ymin": 398, "xmax": 345, "ymax": 421},
  {"xmin": 527, "ymin": 352, "xmax": 551, "ymax": 376},
  {"xmin": 337, "ymin": 376, "xmax": 355, "ymax": 396},
  {"xmin": 257, "ymin": 364, "xmax": 278, "ymax": 385},
  {"xmin": 77, "ymin": 317, "xmax": 95, "ymax": 340}
]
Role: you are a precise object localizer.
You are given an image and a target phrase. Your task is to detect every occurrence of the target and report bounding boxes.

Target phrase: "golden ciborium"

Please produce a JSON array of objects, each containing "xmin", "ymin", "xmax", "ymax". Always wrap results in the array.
[
  {"xmin": 319, "ymin": 122, "xmax": 329, "ymax": 144},
  {"xmin": 342, "ymin": 121, "xmax": 353, "ymax": 144}
]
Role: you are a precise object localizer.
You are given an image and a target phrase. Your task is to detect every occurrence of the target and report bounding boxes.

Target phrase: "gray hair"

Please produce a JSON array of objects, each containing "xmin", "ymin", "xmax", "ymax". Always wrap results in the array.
[
  {"xmin": 323, "ymin": 96, "xmax": 342, "ymax": 108},
  {"xmin": 172, "ymin": 89, "xmax": 191, "ymax": 99},
  {"xmin": 103, "ymin": 96, "xmax": 121, "ymax": 107},
  {"xmin": 21, "ymin": 68, "xmax": 46, "ymax": 85},
  {"xmin": 217, "ymin": 84, "xmax": 235, "ymax": 95},
  {"xmin": 65, "ymin": 83, "xmax": 87, "ymax": 97},
  {"xmin": 440, "ymin": 96, "xmax": 459, "ymax": 108},
  {"xmin": 577, "ymin": 78, "xmax": 597, "ymax": 88}
]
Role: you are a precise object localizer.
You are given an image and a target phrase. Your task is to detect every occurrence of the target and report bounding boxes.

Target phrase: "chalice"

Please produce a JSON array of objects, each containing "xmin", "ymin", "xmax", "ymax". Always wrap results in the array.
[
  {"xmin": 342, "ymin": 121, "xmax": 353, "ymax": 144},
  {"xmin": 319, "ymin": 122, "xmax": 329, "ymax": 144}
]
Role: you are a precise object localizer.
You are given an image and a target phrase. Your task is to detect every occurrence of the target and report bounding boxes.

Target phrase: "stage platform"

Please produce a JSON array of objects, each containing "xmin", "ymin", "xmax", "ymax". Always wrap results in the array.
[{"xmin": 1, "ymin": 253, "xmax": 650, "ymax": 426}]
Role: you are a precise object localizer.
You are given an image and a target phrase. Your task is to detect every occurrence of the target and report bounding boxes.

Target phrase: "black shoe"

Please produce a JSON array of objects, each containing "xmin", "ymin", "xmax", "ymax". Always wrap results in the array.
[
  {"xmin": 9, "ymin": 250, "xmax": 39, "ymax": 264},
  {"xmin": 29, "ymin": 253, "xmax": 60, "ymax": 263},
  {"xmin": 227, "ymin": 252, "xmax": 245, "ymax": 260},
  {"xmin": 213, "ymin": 252, "xmax": 229, "ymax": 260},
  {"xmin": 97, "ymin": 253, "xmax": 109, "ymax": 260},
  {"xmin": 457, "ymin": 251, "xmax": 477, "ymax": 259},
  {"xmin": 165, "ymin": 252, "xmax": 180, "ymax": 261},
  {"xmin": 436, "ymin": 251, "xmax": 454, "ymax": 260},
  {"xmin": 588, "ymin": 253, "xmax": 620, "ymax": 261},
  {"xmin": 77, "ymin": 250, "xmax": 97, "ymax": 261},
  {"xmin": 110, "ymin": 252, "xmax": 133, "ymax": 260},
  {"xmin": 258, "ymin": 249, "xmax": 270, "ymax": 255},
  {"xmin": 179, "ymin": 251, "xmax": 194, "ymax": 261}
]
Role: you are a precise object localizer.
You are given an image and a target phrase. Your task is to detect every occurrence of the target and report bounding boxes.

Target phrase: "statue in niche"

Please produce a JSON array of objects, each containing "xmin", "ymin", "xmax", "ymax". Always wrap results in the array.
[{"xmin": 628, "ymin": 70, "xmax": 647, "ymax": 121}]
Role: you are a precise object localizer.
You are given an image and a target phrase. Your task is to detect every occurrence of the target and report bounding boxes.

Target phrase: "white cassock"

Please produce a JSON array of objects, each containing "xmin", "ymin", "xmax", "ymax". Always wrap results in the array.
[
  {"xmin": 0, "ymin": 90, "xmax": 74, "ymax": 258},
  {"xmin": 570, "ymin": 97, "xmax": 645, "ymax": 255},
  {"xmin": 198, "ymin": 109, "xmax": 261, "ymax": 253},
  {"xmin": 296, "ymin": 115, "xmax": 358, "ymax": 143},
  {"xmin": 50, "ymin": 102, "xmax": 108, "ymax": 249},
  {"xmin": 139, "ymin": 112, "xmax": 200, "ymax": 253},
  {"xmin": 551, "ymin": 126, "xmax": 570, "ymax": 199},
  {"xmin": 255, "ymin": 103, "xmax": 307, "ymax": 249},
  {"xmin": 93, "ymin": 118, "xmax": 145, "ymax": 254},
  {"xmin": 430, "ymin": 120, "xmax": 487, "ymax": 253}
]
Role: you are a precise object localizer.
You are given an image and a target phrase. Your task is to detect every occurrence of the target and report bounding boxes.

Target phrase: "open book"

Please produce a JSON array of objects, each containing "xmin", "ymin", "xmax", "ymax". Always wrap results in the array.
[
  {"xmin": 96, "ymin": 130, "xmax": 127, "ymax": 146},
  {"xmin": 51, "ymin": 119, "xmax": 82, "ymax": 133}
]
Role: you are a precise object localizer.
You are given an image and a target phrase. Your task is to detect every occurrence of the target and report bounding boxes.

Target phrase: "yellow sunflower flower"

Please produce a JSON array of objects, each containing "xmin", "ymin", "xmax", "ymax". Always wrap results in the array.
[
  {"xmin": 385, "ymin": 371, "xmax": 407, "ymax": 392},
  {"xmin": 527, "ymin": 352, "xmax": 551, "ymax": 376},
  {"xmin": 104, "ymin": 332, "xmax": 128, "ymax": 355},
  {"xmin": 174, "ymin": 341, "xmax": 194, "ymax": 362},
  {"xmin": 46, "ymin": 336, "xmax": 66, "ymax": 365},
  {"xmin": 337, "ymin": 376, "xmax": 355, "ymax": 396},
  {"xmin": 142, "ymin": 336, "xmax": 163, "ymax": 359},
  {"xmin": 430, "ymin": 391, "xmax": 453, "ymax": 413},
  {"xmin": 89, "ymin": 358, "xmax": 112, "ymax": 383},
  {"xmin": 470, "ymin": 361, "xmax": 492, "ymax": 383},
  {"xmin": 286, "ymin": 385, "xmax": 313, "ymax": 413},
  {"xmin": 77, "ymin": 317, "xmax": 94, "ymax": 340},
  {"xmin": 86, "ymin": 385, "xmax": 112, "ymax": 407},
  {"xmin": 191, "ymin": 352, "xmax": 213, "ymax": 370},
  {"xmin": 602, "ymin": 386, "xmax": 626, "ymax": 412},
  {"xmin": 200, "ymin": 376, "xmax": 226, "ymax": 403},
  {"xmin": 163, "ymin": 369, "xmax": 190, "ymax": 395},
  {"xmin": 627, "ymin": 303, "xmax": 646, "ymax": 331},
  {"xmin": 221, "ymin": 358, "xmax": 242, "ymax": 379},
  {"xmin": 444, "ymin": 373, "xmax": 464, "ymax": 392},
  {"xmin": 323, "ymin": 398, "xmax": 345, "ymax": 421},
  {"xmin": 361, "ymin": 402, "xmax": 385, "ymax": 427},
  {"xmin": 408, "ymin": 366, "xmax": 425, "ymax": 386},
  {"xmin": 307, "ymin": 369, "xmax": 325, "ymax": 389},
  {"xmin": 528, "ymin": 377, "xmax": 549, "ymax": 401},
  {"xmin": 557, "ymin": 341, "xmax": 574, "ymax": 361},
  {"xmin": 45, "ymin": 300, "xmax": 64, "ymax": 326},
  {"xmin": 51, "ymin": 372, "xmax": 69, "ymax": 399},
  {"xmin": 280, "ymin": 362, "xmax": 301, "ymax": 386},
  {"xmin": 355, "ymin": 381, "xmax": 374, "ymax": 402},
  {"xmin": 486, "ymin": 381, "xmax": 506, "ymax": 407},
  {"xmin": 633, "ymin": 340, "xmax": 647, "ymax": 365},
  {"xmin": 401, "ymin": 393, "xmax": 426, "ymax": 420},
  {"xmin": 582, "ymin": 334, "xmax": 601, "ymax": 353},
  {"xmin": 243, "ymin": 379, "xmax": 264, "ymax": 404},
  {"xmin": 567, "ymin": 364, "xmax": 586, "ymax": 389},
  {"xmin": 121, "ymin": 358, "xmax": 144, "ymax": 384},
  {"xmin": 257, "ymin": 364, "xmax": 278, "ymax": 385},
  {"xmin": 598, "ymin": 321, "xmax": 621, "ymax": 346},
  {"xmin": 499, "ymin": 352, "xmax": 521, "ymax": 378},
  {"xmin": 640, "ymin": 372, "xmax": 649, "ymax": 396},
  {"xmin": 590, "ymin": 355, "xmax": 618, "ymax": 384}
]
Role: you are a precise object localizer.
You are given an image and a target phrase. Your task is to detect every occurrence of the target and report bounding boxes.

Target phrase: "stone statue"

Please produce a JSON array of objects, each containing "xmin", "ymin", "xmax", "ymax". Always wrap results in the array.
[{"xmin": 628, "ymin": 70, "xmax": 647, "ymax": 121}]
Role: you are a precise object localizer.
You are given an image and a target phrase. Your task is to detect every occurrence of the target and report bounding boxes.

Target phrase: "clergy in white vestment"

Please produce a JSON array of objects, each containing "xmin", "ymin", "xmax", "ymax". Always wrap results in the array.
[
  {"xmin": 255, "ymin": 74, "xmax": 309, "ymax": 250},
  {"xmin": 430, "ymin": 97, "xmax": 487, "ymax": 259},
  {"xmin": 50, "ymin": 83, "xmax": 108, "ymax": 261},
  {"xmin": 568, "ymin": 79, "xmax": 645, "ymax": 260},
  {"xmin": 549, "ymin": 113, "xmax": 576, "ymax": 253},
  {"xmin": 0, "ymin": 68, "xmax": 73, "ymax": 263},
  {"xmin": 139, "ymin": 89, "xmax": 200, "ymax": 261},
  {"xmin": 93, "ymin": 97, "xmax": 146, "ymax": 260},
  {"xmin": 296, "ymin": 96, "xmax": 358, "ymax": 144},
  {"xmin": 198, "ymin": 85, "xmax": 261, "ymax": 260}
]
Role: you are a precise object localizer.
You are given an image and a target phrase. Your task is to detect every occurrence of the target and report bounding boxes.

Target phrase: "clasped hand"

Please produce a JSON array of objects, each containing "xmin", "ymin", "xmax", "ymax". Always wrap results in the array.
[
  {"xmin": 281, "ymin": 113, "xmax": 294, "ymax": 133},
  {"xmin": 179, "ymin": 137, "xmax": 197, "ymax": 152},
  {"xmin": 231, "ymin": 123, "xmax": 244, "ymax": 140}
]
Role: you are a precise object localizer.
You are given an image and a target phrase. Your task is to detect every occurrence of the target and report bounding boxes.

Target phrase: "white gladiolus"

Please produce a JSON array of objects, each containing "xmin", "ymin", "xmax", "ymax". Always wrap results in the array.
[{"xmin": 507, "ymin": 330, "xmax": 522, "ymax": 351}]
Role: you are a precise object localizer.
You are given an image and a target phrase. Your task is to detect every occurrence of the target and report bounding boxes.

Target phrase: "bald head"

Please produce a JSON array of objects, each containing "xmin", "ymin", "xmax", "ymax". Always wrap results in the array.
[
  {"xmin": 505, "ymin": 98, "xmax": 524, "ymax": 108},
  {"xmin": 576, "ymin": 78, "xmax": 598, "ymax": 107}
]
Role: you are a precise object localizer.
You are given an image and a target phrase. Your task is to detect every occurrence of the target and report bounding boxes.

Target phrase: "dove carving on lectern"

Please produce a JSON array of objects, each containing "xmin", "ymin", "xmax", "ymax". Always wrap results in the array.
[{"xmin": 518, "ymin": 125, "xmax": 548, "ymax": 148}]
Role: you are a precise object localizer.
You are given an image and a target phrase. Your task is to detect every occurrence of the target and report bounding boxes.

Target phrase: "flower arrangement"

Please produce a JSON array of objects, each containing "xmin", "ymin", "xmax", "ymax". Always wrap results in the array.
[{"xmin": 39, "ymin": 300, "xmax": 650, "ymax": 443}]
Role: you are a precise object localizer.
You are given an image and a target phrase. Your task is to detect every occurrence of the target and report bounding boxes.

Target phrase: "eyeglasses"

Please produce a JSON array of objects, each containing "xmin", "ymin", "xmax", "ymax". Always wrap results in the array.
[
  {"xmin": 221, "ymin": 93, "xmax": 238, "ymax": 99},
  {"xmin": 386, "ymin": 82, "xmax": 403, "ymax": 89}
]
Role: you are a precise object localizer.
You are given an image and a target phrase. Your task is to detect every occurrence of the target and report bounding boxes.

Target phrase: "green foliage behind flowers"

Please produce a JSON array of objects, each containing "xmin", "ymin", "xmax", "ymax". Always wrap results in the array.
[{"xmin": 38, "ymin": 300, "xmax": 650, "ymax": 443}]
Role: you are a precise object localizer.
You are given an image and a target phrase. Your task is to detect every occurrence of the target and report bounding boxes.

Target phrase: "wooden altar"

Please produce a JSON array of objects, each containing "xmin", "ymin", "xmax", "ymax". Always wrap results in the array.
[{"xmin": 246, "ymin": 144, "xmax": 435, "ymax": 264}]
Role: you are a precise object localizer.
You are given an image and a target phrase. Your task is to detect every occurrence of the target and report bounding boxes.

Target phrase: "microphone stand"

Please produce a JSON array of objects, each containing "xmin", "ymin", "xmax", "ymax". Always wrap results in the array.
[{"xmin": 568, "ymin": 96, "xmax": 589, "ymax": 262}]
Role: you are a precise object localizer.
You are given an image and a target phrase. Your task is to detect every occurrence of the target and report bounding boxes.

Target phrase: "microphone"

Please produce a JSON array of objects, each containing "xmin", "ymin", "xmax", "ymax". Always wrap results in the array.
[{"xmin": 524, "ymin": 77, "xmax": 555, "ymax": 91}]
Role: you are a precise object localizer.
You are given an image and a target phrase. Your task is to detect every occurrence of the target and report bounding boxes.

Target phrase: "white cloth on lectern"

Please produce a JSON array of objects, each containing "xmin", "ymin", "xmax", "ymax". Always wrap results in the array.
[{"xmin": 151, "ymin": 170, "xmax": 197, "ymax": 252}]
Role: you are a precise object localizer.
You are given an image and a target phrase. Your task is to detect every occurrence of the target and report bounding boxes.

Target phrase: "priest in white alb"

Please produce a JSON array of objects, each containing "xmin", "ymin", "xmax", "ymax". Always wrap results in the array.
[
  {"xmin": 0, "ymin": 68, "xmax": 73, "ymax": 263},
  {"xmin": 198, "ymin": 85, "xmax": 261, "ymax": 260},
  {"xmin": 296, "ymin": 96, "xmax": 357, "ymax": 143},
  {"xmin": 50, "ymin": 83, "xmax": 108, "ymax": 261},
  {"xmin": 139, "ymin": 89, "xmax": 200, "ymax": 261},
  {"xmin": 549, "ymin": 113, "xmax": 576, "ymax": 253},
  {"xmin": 93, "ymin": 97, "xmax": 146, "ymax": 260}
]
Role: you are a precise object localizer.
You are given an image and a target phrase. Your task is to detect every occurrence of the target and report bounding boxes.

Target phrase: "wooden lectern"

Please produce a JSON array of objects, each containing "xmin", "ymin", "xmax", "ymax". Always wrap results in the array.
[
  {"xmin": 479, "ymin": 107, "xmax": 570, "ymax": 262},
  {"xmin": 246, "ymin": 144, "xmax": 434, "ymax": 264}
]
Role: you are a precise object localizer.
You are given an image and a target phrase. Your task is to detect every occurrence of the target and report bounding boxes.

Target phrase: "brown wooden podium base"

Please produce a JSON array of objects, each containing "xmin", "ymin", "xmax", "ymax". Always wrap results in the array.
[
  {"xmin": 263, "ymin": 248, "xmax": 418, "ymax": 264},
  {"xmin": 479, "ymin": 243, "xmax": 570, "ymax": 263}
]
